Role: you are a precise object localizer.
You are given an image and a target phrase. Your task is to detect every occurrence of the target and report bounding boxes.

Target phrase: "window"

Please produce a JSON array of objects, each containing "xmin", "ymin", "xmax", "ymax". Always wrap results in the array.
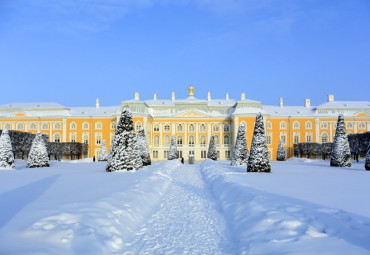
[
  {"xmin": 189, "ymin": 150, "xmax": 194, "ymax": 155},
  {"xmin": 154, "ymin": 135, "xmax": 160, "ymax": 145},
  {"xmin": 201, "ymin": 151, "xmax": 207, "ymax": 159},
  {"xmin": 30, "ymin": 123, "xmax": 36, "ymax": 130},
  {"xmin": 293, "ymin": 134, "xmax": 299, "ymax": 144},
  {"xmin": 280, "ymin": 133, "xmax": 286, "ymax": 145},
  {"xmin": 188, "ymin": 135, "xmax": 195, "ymax": 147},
  {"xmin": 346, "ymin": 122, "xmax": 353, "ymax": 129},
  {"xmin": 266, "ymin": 121, "xmax": 272, "ymax": 129},
  {"xmin": 154, "ymin": 124, "xmax": 160, "ymax": 132},
  {"xmin": 188, "ymin": 124, "xmax": 195, "ymax": 132},
  {"xmin": 164, "ymin": 151, "xmax": 169, "ymax": 159},
  {"xmin": 177, "ymin": 124, "xmax": 183, "ymax": 132},
  {"xmin": 136, "ymin": 121, "xmax": 142, "ymax": 131},
  {"xmin": 225, "ymin": 150, "xmax": 231, "ymax": 159},
  {"xmin": 164, "ymin": 124, "xmax": 170, "ymax": 132},
  {"xmin": 17, "ymin": 123, "xmax": 23, "ymax": 130},
  {"xmin": 280, "ymin": 121, "xmax": 287, "ymax": 129},
  {"xmin": 96, "ymin": 122, "xmax": 102, "ymax": 130},
  {"xmin": 111, "ymin": 122, "xmax": 116, "ymax": 129},
  {"xmin": 54, "ymin": 123, "xmax": 61, "ymax": 130},
  {"xmin": 71, "ymin": 122, "xmax": 77, "ymax": 130},
  {"xmin": 306, "ymin": 121, "xmax": 312, "ymax": 129},
  {"xmin": 5, "ymin": 123, "xmax": 11, "ymax": 130},
  {"xmin": 54, "ymin": 133, "xmax": 61, "ymax": 143},
  {"xmin": 224, "ymin": 124, "xmax": 230, "ymax": 132},
  {"xmin": 177, "ymin": 135, "xmax": 183, "ymax": 146},
  {"xmin": 359, "ymin": 122, "xmax": 366, "ymax": 129},
  {"xmin": 164, "ymin": 135, "xmax": 170, "ymax": 145},
  {"xmin": 213, "ymin": 124, "xmax": 219, "ymax": 132},
  {"xmin": 224, "ymin": 135, "xmax": 230, "ymax": 145},
  {"xmin": 178, "ymin": 151, "xmax": 183, "ymax": 159},
  {"xmin": 217, "ymin": 151, "xmax": 220, "ymax": 159},
  {"xmin": 70, "ymin": 133, "xmax": 76, "ymax": 143},
  {"xmin": 153, "ymin": 151, "xmax": 158, "ymax": 159},
  {"xmin": 83, "ymin": 134, "xmax": 89, "ymax": 144},
  {"xmin": 306, "ymin": 133, "xmax": 312, "ymax": 142},
  {"xmin": 214, "ymin": 135, "xmax": 219, "ymax": 145},
  {"xmin": 83, "ymin": 122, "xmax": 89, "ymax": 130},
  {"xmin": 200, "ymin": 124, "xmax": 206, "ymax": 133},
  {"xmin": 267, "ymin": 133, "xmax": 272, "ymax": 145},
  {"xmin": 268, "ymin": 150, "xmax": 273, "ymax": 160},
  {"xmin": 293, "ymin": 121, "xmax": 300, "ymax": 129},
  {"xmin": 321, "ymin": 132, "xmax": 328, "ymax": 143},
  {"xmin": 321, "ymin": 122, "xmax": 328, "ymax": 129},
  {"xmin": 96, "ymin": 133, "xmax": 102, "ymax": 145},
  {"xmin": 200, "ymin": 135, "xmax": 207, "ymax": 146}
]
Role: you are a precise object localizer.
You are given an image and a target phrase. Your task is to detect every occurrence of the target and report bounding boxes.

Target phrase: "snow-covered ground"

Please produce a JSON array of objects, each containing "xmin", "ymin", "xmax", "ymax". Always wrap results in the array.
[{"xmin": 0, "ymin": 159, "xmax": 370, "ymax": 254}]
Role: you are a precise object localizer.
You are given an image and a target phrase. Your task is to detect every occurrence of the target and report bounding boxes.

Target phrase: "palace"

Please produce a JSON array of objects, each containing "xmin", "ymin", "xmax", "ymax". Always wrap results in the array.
[{"xmin": 0, "ymin": 85, "xmax": 369, "ymax": 161}]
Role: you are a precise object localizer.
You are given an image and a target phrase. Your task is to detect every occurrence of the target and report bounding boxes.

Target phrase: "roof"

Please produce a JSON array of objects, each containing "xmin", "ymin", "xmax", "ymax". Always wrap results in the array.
[
  {"xmin": 0, "ymin": 102, "xmax": 67, "ymax": 109},
  {"xmin": 317, "ymin": 101, "xmax": 370, "ymax": 109},
  {"xmin": 68, "ymin": 106, "xmax": 120, "ymax": 116},
  {"xmin": 263, "ymin": 106, "xmax": 316, "ymax": 116}
]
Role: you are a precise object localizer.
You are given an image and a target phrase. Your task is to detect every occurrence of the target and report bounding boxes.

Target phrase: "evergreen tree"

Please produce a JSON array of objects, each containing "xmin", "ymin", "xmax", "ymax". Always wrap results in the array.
[
  {"xmin": 27, "ymin": 131, "xmax": 49, "ymax": 168},
  {"xmin": 106, "ymin": 107, "xmax": 142, "ymax": 172},
  {"xmin": 98, "ymin": 140, "xmax": 108, "ymax": 161},
  {"xmin": 364, "ymin": 142, "xmax": 370, "ymax": 171},
  {"xmin": 167, "ymin": 135, "xmax": 178, "ymax": 160},
  {"xmin": 231, "ymin": 123, "xmax": 249, "ymax": 166},
  {"xmin": 136, "ymin": 128, "xmax": 151, "ymax": 166},
  {"xmin": 330, "ymin": 114, "xmax": 352, "ymax": 167},
  {"xmin": 133, "ymin": 136, "xmax": 144, "ymax": 170},
  {"xmin": 276, "ymin": 140, "xmax": 286, "ymax": 161},
  {"xmin": 247, "ymin": 113, "xmax": 271, "ymax": 172},
  {"xmin": 207, "ymin": 134, "xmax": 217, "ymax": 160},
  {"xmin": 0, "ymin": 129, "xmax": 15, "ymax": 170}
]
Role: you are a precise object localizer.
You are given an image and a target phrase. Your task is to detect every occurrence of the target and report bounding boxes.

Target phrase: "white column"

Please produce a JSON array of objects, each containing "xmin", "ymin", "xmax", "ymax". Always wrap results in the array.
[
  {"xmin": 315, "ymin": 119, "xmax": 320, "ymax": 142},
  {"xmin": 62, "ymin": 119, "xmax": 67, "ymax": 142},
  {"xmin": 49, "ymin": 122, "xmax": 53, "ymax": 142},
  {"xmin": 329, "ymin": 122, "xmax": 333, "ymax": 142},
  {"xmin": 195, "ymin": 123, "xmax": 199, "ymax": 144}
]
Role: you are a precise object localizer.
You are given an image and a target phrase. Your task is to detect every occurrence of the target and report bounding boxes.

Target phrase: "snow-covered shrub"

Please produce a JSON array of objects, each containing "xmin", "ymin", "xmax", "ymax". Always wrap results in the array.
[
  {"xmin": 136, "ymin": 128, "xmax": 151, "ymax": 166},
  {"xmin": 330, "ymin": 114, "xmax": 351, "ymax": 167},
  {"xmin": 247, "ymin": 113, "xmax": 271, "ymax": 172},
  {"xmin": 106, "ymin": 107, "xmax": 142, "ymax": 172},
  {"xmin": 276, "ymin": 140, "xmax": 285, "ymax": 161},
  {"xmin": 207, "ymin": 134, "xmax": 217, "ymax": 160},
  {"xmin": 98, "ymin": 140, "xmax": 108, "ymax": 161},
  {"xmin": 0, "ymin": 129, "xmax": 15, "ymax": 170},
  {"xmin": 365, "ymin": 142, "xmax": 370, "ymax": 171},
  {"xmin": 27, "ymin": 131, "xmax": 49, "ymax": 168},
  {"xmin": 231, "ymin": 123, "xmax": 248, "ymax": 166},
  {"xmin": 167, "ymin": 135, "xmax": 178, "ymax": 160}
]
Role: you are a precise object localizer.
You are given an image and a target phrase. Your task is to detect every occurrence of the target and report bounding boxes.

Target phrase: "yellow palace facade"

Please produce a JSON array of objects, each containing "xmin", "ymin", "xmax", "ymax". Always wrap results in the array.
[{"xmin": 0, "ymin": 86, "xmax": 369, "ymax": 161}]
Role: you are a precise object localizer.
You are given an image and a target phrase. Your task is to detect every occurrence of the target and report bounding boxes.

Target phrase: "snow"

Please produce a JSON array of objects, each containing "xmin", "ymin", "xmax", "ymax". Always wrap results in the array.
[{"xmin": 1, "ymin": 158, "xmax": 370, "ymax": 254}]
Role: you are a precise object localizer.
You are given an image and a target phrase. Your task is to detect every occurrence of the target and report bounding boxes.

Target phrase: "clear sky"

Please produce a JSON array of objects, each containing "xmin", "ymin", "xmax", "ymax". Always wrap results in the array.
[{"xmin": 0, "ymin": 0, "xmax": 369, "ymax": 107}]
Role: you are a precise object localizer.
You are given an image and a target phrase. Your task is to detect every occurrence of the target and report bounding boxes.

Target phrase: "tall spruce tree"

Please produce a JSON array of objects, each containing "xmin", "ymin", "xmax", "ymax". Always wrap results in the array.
[
  {"xmin": 106, "ymin": 107, "xmax": 142, "ymax": 172},
  {"xmin": 247, "ymin": 113, "xmax": 271, "ymax": 172},
  {"xmin": 0, "ymin": 129, "xmax": 15, "ymax": 170},
  {"xmin": 276, "ymin": 140, "xmax": 286, "ymax": 161},
  {"xmin": 133, "ymin": 136, "xmax": 144, "ymax": 170},
  {"xmin": 27, "ymin": 131, "xmax": 49, "ymax": 168},
  {"xmin": 98, "ymin": 140, "xmax": 108, "ymax": 161},
  {"xmin": 365, "ymin": 142, "xmax": 370, "ymax": 171},
  {"xmin": 207, "ymin": 134, "xmax": 217, "ymax": 160},
  {"xmin": 136, "ymin": 128, "xmax": 151, "ymax": 166},
  {"xmin": 231, "ymin": 124, "xmax": 249, "ymax": 166},
  {"xmin": 167, "ymin": 135, "xmax": 178, "ymax": 160},
  {"xmin": 330, "ymin": 114, "xmax": 352, "ymax": 167}
]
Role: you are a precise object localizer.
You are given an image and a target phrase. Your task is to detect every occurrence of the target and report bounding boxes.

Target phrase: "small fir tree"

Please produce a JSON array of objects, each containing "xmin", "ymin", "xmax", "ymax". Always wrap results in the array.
[
  {"xmin": 98, "ymin": 140, "xmax": 108, "ymax": 161},
  {"xmin": 27, "ymin": 131, "xmax": 49, "ymax": 168},
  {"xmin": 0, "ymin": 129, "xmax": 15, "ymax": 170},
  {"xmin": 247, "ymin": 113, "xmax": 271, "ymax": 172},
  {"xmin": 133, "ymin": 136, "xmax": 144, "ymax": 170},
  {"xmin": 276, "ymin": 140, "xmax": 286, "ymax": 161},
  {"xmin": 106, "ymin": 107, "xmax": 142, "ymax": 172},
  {"xmin": 231, "ymin": 124, "xmax": 249, "ymax": 166},
  {"xmin": 330, "ymin": 114, "xmax": 352, "ymax": 167},
  {"xmin": 167, "ymin": 135, "xmax": 178, "ymax": 160},
  {"xmin": 365, "ymin": 142, "xmax": 370, "ymax": 171},
  {"xmin": 207, "ymin": 134, "xmax": 217, "ymax": 160},
  {"xmin": 136, "ymin": 128, "xmax": 151, "ymax": 166}
]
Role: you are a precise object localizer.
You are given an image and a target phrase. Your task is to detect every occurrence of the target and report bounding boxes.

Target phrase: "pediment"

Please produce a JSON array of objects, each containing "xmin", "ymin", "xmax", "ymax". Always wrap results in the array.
[
  {"xmin": 174, "ymin": 110, "xmax": 209, "ymax": 118},
  {"xmin": 354, "ymin": 112, "xmax": 369, "ymax": 117}
]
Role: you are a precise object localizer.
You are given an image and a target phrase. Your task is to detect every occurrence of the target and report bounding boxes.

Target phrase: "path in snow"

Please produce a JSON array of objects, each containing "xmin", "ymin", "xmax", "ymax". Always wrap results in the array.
[{"xmin": 122, "ymin": 164, "xmax": 236, "ymax": 255}]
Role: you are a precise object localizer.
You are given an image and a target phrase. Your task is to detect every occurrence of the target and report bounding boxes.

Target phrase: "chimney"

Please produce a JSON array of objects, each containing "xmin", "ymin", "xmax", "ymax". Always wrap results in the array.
[
  {"xmin": 207, "ymin": 92, "xmax": 211, "ymax": 101},
  {"xmin": 153, "ymin": 93, "xmax": 157, "ymax": 100},
  {"xmin": 280, "ymin": 97, "xmax": 283, "ymax": 107},
  {"xmin": 96, "ymin": 98, "xmax": 100, "ymax": 108},
  {"xmin": 304, "ymin": 98, "xmax": 311, "ymax": 108},
  {"xmin": 327, "ymin": 94, "xmax": 334, "ymax": 102},
  {"xmin": 171, "ymin": 92, "xmax": 175, "ymax": 101},
  {"xmin": 135, "ymin": 92, "xmax": 139, "ymax": 100},
  {"xmin": 225, "ymin": 93, "xmax": 229, "ymax": 100},
  {"xmin": 241, "ymin": 93, "xmax": 245, "ymax": 101}
]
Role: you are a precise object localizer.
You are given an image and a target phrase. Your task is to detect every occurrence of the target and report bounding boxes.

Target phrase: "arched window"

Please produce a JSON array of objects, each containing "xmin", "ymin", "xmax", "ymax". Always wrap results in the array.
[
  {"xmin": 17, "ymin": 123, "xmax": 23, "ymax": 130},
  {"xmin": 214, "ymin": 135, "xmax": 219, "ymax": 145},
  {"xmin": 164, "ymin": 135, "xmax": 170, "ymax": 145},
  {"xmin": 346, "ymin": 122, "xmax": 353, "ymax": 129},
  {"xmin": 70, "ymin": 122, "xmax": 77, "ymax": 130},
  {"xmin": 96, "ymin": 133, "xmax": 102, "ymax": 145},
  {"xmin": 188, "ymin": 124, "xmax": 195, "ymax": 132},
  {"xmin": 177, "ymin": 135, "xmax": 183, "ymax": 146},
  {"xmin": 54, "ymin": 133, "xmax": 61, "ymax": 143},
  {"xmin": 154, "ymin": 135, "xmax": 160, "ymax": 145},
  {"xmin": 111, "ymin": 121, "xmax": 116, "ymax": 129},
  {"xmin": 200, "ymin": 135, "xmax": 206, "ymax": 146},
  {"xmin": 83, "ymin": 122, "xmax": 89, "ymax": 130},
  {"xmin": 280, "ymin": 121, "xmax": 287, "ymax": 129},
  {"xmin": 293, "ymin": 121, "xmax": 300, "ymax": 129},
  {"xmin": 154, "ymin": 124, "xmax": 160, "ymax": 132},
  {"xmin": 29, "ymin": 123, "xmax": 36, "ymax": 130},
  {"xmin": 96, "ymin": 122, "xmax": 102, "ymax": 130},
  {"xmin": 306, "ymin": 121, "xmax": 312, "ymax": 129},
  {"xmin": 54, "ymin": 123, "xmax": 61, "ymax": 130},
  {"xmin": 266, "ymin": 121, "xmax": 272, "ymax": 129},
  {"xmin": 136, "ymin": 121, "xmax": 142, "ymax": 131},
  {"xmin": 177, "ymin": 124, "xmax": 183, "ymax": 132},
  {"xmin": 321, "ymin": 122, "xmax": 328, "ymax": 129},
  {"xmin": 321, "ymin": 132, "xmax": 328, "ymax": 143},
  {"xmin": 83, "ymin": 133, "xmax": 89, "ymax": 144},
  {"xmin": 5, "ymin": 123, "xmax": 11, "ymax": 130},
  {"xmin": 224, "ymin": 124, "xmax": 230, "ymax": 132},
  {"xmin": 188, "ymin": 135, "xmax": 195, "ymax": 147},
  {"xmin": 359, "ymin": 122, "xmax": 366, "ymax": 129},
  {"xmin": 200, "ymin": 124, "xmax": 206, "ymax": 133},
  {"xmin": 224, "ymin": 135, "xmax": 230, "ymax": 145},
  {"xmin": 213, "ymin": 124, "xmax": 219, "ymax": 132},
  {"xmin": 164, "ymin": 124, "xmax": 170, "ymax": 132},
  {"xmin": 70, "ymin": 133, "xmax": 76, "ymax": 142}
]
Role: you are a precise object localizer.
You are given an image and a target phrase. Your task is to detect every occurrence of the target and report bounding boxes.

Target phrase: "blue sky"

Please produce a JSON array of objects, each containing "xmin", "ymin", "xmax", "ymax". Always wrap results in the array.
[{"xmin": 0, "ymin": 0, "xmax": 369, "ymax": 107}]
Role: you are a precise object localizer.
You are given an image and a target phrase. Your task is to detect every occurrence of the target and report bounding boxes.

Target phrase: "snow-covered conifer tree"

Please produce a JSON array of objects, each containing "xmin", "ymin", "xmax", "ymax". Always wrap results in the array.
[
  {"xmin": 98, "ymin": 140, "xmax": 108, "ymax": 161},
  {"xmin": 136, "ymin": 128, "xmax": 151, "ymax": 166},
  {"xmin": 106, "ymin": 107, "xmax": 142, "ymax": 172},
  {"xmin": 207, "ymin": 134, "xmax": 217, "ymax": 160},
  {"xmin": 247, "ymin": 113, "xmax": 271, "ymax": 172},
  {"xmin": 231, "ymin": 124, "xmax": 248, "ymax": 166},
  {"xmin": 27, "ymin": 131, "xmax": 49, "ymax": 168},
  {"xmin": 330, "ymin": 114, "xmax": 351, "ymax": 167},
  {"xmin": 0, "ymin": 129, "xmax": 15, "ymax": 170},
  {"xmin": 167, "ymin": 135, "xmax": 178, "ymax": 160},
  {"xmin": 364, "ymin": 142, "xmax": 370, "ymax": 171},
  {"xmin": 276, "ymin": 140, "xmax": 286, "ymax": 161},
  {"xmin": 133, "ymin": 136, "xmax": 143, "ymax": 170}
]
